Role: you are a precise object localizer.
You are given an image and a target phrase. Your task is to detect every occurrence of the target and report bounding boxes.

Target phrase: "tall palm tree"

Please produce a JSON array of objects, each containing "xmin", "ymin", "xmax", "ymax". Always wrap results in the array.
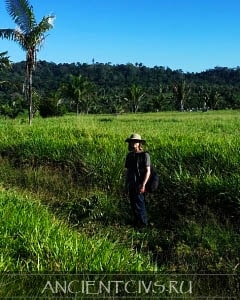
[{"xmin": 0, "ymin": 0, "xmax": 55, "ymax": 124}]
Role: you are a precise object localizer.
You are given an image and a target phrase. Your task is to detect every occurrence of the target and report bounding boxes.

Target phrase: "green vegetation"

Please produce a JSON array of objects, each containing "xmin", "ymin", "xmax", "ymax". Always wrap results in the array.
[
  {"xmin": 0, "ymin": 188, "xmax": 151, "ymax": 272},
  {"xmin": 1, "ymin": 62, "xmax": 240, "ymax": 119},
  {"xmin": 0, "ymin": 110, "xmax": 239, "ymax": 296},
  {"xmin": 0, "ymin": 0, "xmax": 55, "ymax": 124}
]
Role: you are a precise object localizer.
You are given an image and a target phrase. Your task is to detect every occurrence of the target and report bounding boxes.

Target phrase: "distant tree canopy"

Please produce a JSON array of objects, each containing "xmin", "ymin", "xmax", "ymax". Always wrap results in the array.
[{"xmin": 0, "ymin": 61, "xmax": 240, "ymax": 117}]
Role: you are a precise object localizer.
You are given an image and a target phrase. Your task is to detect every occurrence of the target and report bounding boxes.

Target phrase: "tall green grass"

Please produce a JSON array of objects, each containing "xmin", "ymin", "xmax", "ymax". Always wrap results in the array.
[
  {"xmin": 0, "ymin": 111, "xmax": 239, "ymax": 186},
  {"xmin": 0, "ymin": 111, "xmax": 239, "ymax": 218},
  {"xmin": 0, "ymin": 187, "xmax": 152, "ymax": 272},
  {"xmin": 0, "ymin": 110, "xmax": 239, "ymax": 278}
]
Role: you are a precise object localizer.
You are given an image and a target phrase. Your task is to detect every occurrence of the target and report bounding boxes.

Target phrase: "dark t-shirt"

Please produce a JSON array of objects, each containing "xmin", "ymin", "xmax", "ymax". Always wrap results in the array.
[{"xmin": 125, "ymin": 151, "xmax": 150, "ymax": 188}]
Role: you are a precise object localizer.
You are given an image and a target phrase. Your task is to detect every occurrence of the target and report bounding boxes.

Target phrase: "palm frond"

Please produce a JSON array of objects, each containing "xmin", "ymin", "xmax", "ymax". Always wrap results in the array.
[
  {"xmin": 37, "ymin": 15, "xmax": 55, "ymax": 34},
  {"xmin": 0, "ymin": 28, "xmax": 25, "ymax": 50},
  {"xmin": 27, "ymin": 15, "xmax": 55, "ymax": 48},
  {"xmin": 6, "ymin": 0, "xmax": 36, "ymax": 33}
]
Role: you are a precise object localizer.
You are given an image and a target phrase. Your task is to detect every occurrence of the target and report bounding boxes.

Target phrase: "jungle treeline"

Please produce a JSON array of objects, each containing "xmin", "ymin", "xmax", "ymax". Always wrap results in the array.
[{"xmin": 1, "ymin": 61, "xmax": 240, "ymax": 117}]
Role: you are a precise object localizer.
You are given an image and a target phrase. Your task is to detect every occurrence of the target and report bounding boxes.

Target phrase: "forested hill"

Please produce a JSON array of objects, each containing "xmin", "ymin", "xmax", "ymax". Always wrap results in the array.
[{"xmin": 1, "ymin": 61, "xmax": 240, "ymax": 116}]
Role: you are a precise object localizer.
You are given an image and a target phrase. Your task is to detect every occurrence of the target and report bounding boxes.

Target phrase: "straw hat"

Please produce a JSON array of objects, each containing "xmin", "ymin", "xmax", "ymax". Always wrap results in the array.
[{"xmin": 125, "ymin": 133, "xmax": 146, "ymax": 144}]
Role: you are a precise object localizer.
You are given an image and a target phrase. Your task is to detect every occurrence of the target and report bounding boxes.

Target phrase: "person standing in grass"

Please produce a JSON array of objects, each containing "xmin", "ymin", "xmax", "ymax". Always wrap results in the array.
[{"xmin": 125, "ymin": 133, "xmax": 151, "ymax": 228}]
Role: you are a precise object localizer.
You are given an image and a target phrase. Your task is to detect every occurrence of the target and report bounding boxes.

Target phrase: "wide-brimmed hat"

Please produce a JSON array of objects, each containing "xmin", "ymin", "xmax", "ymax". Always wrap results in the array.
[{"xmin": 125, "ymin": 133, "xmax": 146, "ymax": 144}]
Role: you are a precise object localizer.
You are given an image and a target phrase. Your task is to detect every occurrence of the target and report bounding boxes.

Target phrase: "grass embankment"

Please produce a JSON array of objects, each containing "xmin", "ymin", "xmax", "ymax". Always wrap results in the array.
[
  {"xmin": 0, "ymin": 110, "xmax": 240, "ymax": 276},
  {"xmin": 0, "ymin": 188, "xmax": 150, "ymax": 272}
]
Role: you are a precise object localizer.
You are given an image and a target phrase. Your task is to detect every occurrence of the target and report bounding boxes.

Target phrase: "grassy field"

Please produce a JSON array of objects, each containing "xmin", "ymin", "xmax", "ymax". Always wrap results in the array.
[{"xmin": 0, "ymin": 110, "xmax": 239, "ymax": 297}]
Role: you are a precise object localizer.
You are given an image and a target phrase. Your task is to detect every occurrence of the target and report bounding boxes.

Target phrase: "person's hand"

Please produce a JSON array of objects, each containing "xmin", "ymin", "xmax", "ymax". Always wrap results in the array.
[
  {"xmin": 139, "ymin": 185, "xmax": 146, "ymax": 193},
  {"xmin": 123, "ymin": 184, "xmax": 128, "ymax": 196}
]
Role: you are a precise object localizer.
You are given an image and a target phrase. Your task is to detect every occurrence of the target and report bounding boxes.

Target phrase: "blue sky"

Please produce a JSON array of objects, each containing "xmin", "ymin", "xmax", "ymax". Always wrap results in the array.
[{"xmin": 0, "ymin": 0, "xmax": 240, "ymax": 73}]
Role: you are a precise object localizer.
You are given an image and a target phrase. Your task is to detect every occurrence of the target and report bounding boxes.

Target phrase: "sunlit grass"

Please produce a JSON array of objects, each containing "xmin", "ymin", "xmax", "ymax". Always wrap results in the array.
[
  {"xmin": 0, "ymin": 110, "xmax": 239, "ymax": 279},
  {"xmin": 0, "ymin": 187, "xmax": 152, "ymax": 272}
]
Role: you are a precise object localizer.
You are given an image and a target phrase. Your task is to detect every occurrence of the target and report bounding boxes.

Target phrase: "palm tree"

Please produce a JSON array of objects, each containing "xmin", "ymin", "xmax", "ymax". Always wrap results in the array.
[
  {"xmin": 69, "ymin": 74, "xmax": 88, "ymax": 115},
  {"xmin": 125, "ymin": 84, "xmax": 145, "ymax": 113},
  {"xmin": 173, "ymin": 79, "xmax": 190, "ymax": 111},
  {"xmin": 0, "ymin": 0, "xmax": 55, "ymax": 124},
  {"xmin": 58, "ymin": 75, "xmax": 94, "ymax": 115}
]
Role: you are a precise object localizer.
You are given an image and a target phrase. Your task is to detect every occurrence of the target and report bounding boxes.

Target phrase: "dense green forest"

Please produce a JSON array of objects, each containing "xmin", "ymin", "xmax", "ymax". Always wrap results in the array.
[{"xmin": 1, "ymin": 61, "xmax": 240, "ymax": 117}]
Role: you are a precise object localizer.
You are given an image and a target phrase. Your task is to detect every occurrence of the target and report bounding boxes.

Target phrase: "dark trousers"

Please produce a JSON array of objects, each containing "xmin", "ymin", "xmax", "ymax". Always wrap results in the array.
[{"xmin": 129, "ymin": 190, "xmax": 148, "ymax": 227}]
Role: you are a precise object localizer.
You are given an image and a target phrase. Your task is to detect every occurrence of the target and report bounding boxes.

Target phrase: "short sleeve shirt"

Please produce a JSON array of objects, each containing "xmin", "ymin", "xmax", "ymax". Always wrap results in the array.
[{"xmin": 125, "ymin": 151, "xmax": 150, "ymax": 187}]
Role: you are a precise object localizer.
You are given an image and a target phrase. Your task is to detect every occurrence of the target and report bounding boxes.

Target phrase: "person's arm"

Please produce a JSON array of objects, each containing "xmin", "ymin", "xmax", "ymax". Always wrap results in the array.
[
  {"xmin": 139, "ymin": 152, "xmax": 151, "ymax": 193},
  {"xmin": 124, "ymin": 154, "xmax": 130, "ymax": 193},
  {"xmin": 124, "ymin": 168, "xmax": 129, "ymax": 192},
  {"xmin": 140, "ymin": 166, "xmax": 151, "ymax": 193}
]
